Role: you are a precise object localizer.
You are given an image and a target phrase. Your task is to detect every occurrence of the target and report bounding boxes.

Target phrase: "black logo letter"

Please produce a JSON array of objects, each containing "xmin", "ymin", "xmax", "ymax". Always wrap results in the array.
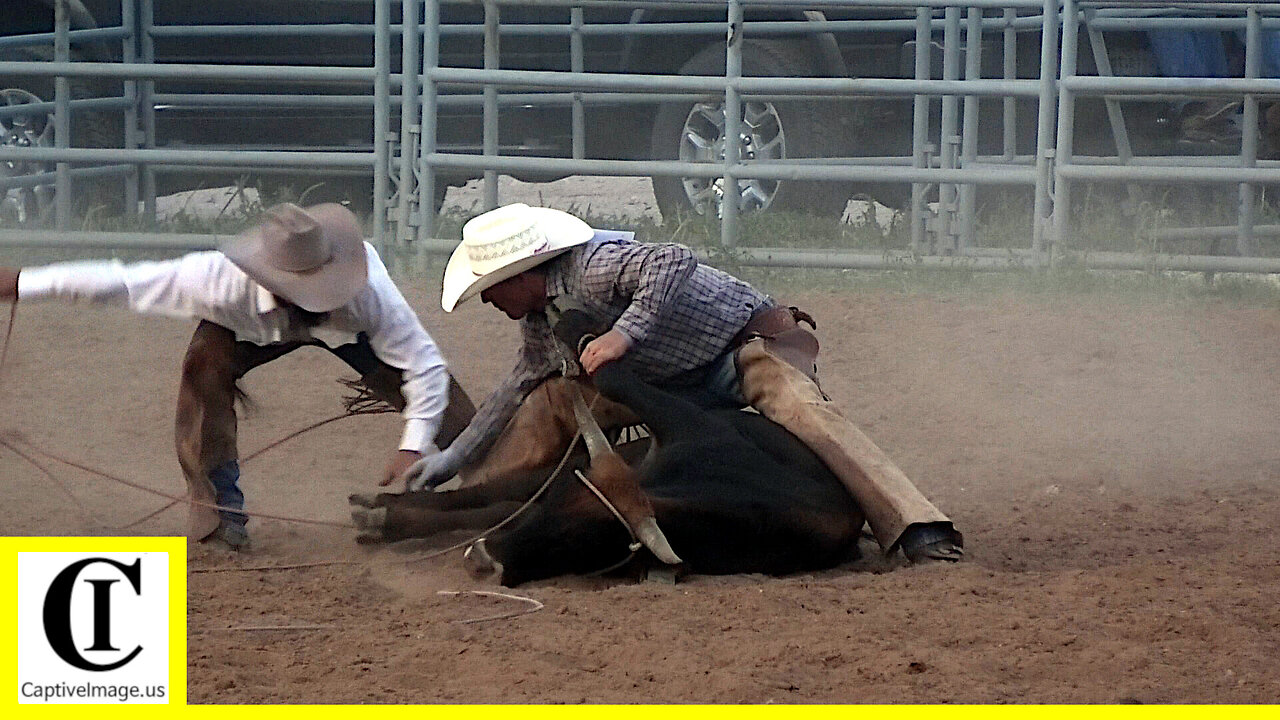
[{"xmin": 42, "ymin": 557, "xmax": 143, "ymax": 671}]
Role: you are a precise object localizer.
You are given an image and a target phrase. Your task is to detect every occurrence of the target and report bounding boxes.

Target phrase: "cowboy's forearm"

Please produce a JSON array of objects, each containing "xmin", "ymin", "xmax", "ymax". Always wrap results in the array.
[
  {"xmin": 359, "ymin": 293, "xmax": 452, "ymax": 454},
  {"xmin": 447, "ymin": 374, "xmax": 530, "ymax": 467},
  {"xmin": 397, "ymin": 362, "xmax": 450, "ymax": 453},
  {"xmin": 12, "ymin": 261, "xmax": 135, "ymax": 305}
]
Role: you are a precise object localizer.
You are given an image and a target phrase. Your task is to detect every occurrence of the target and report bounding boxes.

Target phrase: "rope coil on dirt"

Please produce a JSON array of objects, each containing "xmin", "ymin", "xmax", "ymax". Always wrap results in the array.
[{"xmin": 436, "ymin": 590, "xmax": 544, "ymax": 625}]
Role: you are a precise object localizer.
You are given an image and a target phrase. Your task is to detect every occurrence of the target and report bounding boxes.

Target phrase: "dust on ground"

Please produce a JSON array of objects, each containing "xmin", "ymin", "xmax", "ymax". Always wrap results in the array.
[{"xmin": 1, "ymin": 268, "xmax": 1277, "ymax": 701}]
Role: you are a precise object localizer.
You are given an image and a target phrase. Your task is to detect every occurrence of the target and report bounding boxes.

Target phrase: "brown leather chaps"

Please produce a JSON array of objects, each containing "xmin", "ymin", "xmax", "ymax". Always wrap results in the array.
[{"xmin": 177, "ymin": 320, "xmax": 475, "ymax": 540}]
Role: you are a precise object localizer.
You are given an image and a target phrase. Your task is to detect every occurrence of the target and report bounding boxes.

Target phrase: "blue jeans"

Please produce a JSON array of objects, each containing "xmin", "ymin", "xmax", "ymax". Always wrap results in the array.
[
  {"xmin": 209, "ymin": 460, "xmax": 247, "ymax": 528},
  {"xmin": 701, "ymin": 350, "xmax": 747, "ymax": 407}
]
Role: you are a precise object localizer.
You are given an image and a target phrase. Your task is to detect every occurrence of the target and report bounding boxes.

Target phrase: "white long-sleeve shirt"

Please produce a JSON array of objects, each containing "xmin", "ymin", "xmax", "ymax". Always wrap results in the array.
[{"xmin": 17, "ymin": 243, "xmax": 449, "ymax": 453}]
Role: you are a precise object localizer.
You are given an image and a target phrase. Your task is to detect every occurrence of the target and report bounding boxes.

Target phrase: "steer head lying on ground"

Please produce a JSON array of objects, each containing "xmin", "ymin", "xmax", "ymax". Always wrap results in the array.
[{"xmin": 350, "ymin": 311, "xmax": 865, "ymax": 586}]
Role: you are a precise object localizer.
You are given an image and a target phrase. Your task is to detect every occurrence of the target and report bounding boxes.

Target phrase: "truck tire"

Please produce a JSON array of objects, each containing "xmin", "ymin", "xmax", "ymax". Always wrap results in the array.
[
  {"xmin": 649, "ymin": 40, "xmax": 855, "ymax": 222},
  {"xmin": 0, "ymin": 45, "xmax": 123, "ymax": 226}
]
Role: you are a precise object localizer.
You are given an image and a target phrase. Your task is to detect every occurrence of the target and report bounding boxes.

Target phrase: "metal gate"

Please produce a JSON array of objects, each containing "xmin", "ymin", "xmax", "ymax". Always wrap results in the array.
[{"xmin": 2, "ymin": 1, "xmax": 1280, "ymax": 273}]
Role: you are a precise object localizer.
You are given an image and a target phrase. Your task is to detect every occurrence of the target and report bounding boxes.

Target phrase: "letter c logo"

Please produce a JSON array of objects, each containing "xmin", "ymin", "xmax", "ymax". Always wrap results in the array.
[{"xmin": 41, "ymin": 557, "xmax": 143, "ymax": 672}]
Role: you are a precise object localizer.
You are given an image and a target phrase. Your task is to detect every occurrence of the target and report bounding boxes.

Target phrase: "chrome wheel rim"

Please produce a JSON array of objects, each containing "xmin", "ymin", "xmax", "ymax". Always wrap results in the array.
[
  {"xmin": 677, "ymin": 100, "xmax": 786, "ymax": 217},
  {"xmin": 0, "ymin": 88, "xmax": 55, "ymax": 226}
]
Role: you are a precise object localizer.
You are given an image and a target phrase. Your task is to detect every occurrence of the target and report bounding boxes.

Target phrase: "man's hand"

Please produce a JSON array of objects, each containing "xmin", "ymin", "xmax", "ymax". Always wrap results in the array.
[
  {"xmin": 579, "ymin": 329, "xmax": 633, "ymax": 375},
  {"xmin": 381, "ymin": 449, "xmax": 423, "ymax": 487},
  {"xmin": 394, "ymin": 446, "xmax": 463, "ymax": 492},
  {"xmin": 0, "ymin": 267, "xmax": 19, "ymax": 303}
]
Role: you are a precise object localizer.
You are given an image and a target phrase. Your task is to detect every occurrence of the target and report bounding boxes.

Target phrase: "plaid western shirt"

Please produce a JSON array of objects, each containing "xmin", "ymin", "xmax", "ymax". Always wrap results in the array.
[{"xmin": 448, "ymin": 237, "xmax": 773, "ymax": 466}]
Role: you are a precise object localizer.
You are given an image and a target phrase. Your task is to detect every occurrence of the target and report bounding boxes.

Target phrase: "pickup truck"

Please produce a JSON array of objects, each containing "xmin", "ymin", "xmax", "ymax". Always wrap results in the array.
[{"xmin": 2, "ymin": 0, "xmax": 1172, "ymax": 225}]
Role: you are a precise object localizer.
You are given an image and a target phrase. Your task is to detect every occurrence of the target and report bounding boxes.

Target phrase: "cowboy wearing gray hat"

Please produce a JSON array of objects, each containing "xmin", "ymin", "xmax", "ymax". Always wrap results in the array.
[
  {"xmin": 0, "ymin": 203, "xmax": 474, "ymax": 549},
  {"xmin": 399, "ymin": 203, "xmax": 962, "ymax": 564}
]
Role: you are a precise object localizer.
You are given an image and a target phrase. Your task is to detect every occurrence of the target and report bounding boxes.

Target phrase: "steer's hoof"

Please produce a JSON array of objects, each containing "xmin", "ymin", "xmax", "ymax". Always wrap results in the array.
[
  {"xmin": 348, "ymin": 492, "xmax": 380, "ymax": 509},
  {"xmin": 463, "ymin": 539, "xmax": 501, "ymax": 579},
  {"xmin": 351, "ymin": 506, "xmax": 387, "ymax": 544}
]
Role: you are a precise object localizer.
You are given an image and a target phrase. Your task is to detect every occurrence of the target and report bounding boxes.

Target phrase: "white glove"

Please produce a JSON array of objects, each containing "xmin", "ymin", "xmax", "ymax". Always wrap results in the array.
[{"xmin": 400, "ymin": 446, "xmax": 462, "ymax": 492}]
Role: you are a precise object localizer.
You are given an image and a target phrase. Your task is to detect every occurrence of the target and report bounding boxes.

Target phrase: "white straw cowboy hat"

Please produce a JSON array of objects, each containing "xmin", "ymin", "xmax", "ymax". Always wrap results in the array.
[
  {"xmin": 442, "ymin": 203, "xmax": 594, "ymax": 312},
  {"xmin": 221, "ymin": 202, "xmax": 368, "ymax": 313}
]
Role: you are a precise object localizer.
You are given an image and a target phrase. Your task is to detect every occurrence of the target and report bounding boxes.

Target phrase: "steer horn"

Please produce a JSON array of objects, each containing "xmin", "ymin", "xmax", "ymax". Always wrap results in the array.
[
  {"xmin": 567, "ymin": 382, "xmax": 683, "ymax": 566},
  {"xmin": 635, "ymin": 516, "xmax": 683, "ymax": 566},
  {"xmin": 568, "ymin": 380, "xmax": 613, "ymax": 461}
]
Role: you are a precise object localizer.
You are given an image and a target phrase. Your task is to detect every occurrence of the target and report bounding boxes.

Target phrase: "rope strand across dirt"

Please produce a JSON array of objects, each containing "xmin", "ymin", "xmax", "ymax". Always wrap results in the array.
[{"xmin": 0, "ymin": 304, "xmax": 391, "ymax": 533}]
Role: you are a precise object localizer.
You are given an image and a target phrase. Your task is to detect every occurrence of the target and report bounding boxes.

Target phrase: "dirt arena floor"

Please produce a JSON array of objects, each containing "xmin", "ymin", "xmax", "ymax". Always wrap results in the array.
[
  {"xmin": 1, "ymin": 270, "xmax": 1277, "ymax": 703},
  {"xmin": 2, "ymin": 178, "xmax": 1279, "ymax": 703}
]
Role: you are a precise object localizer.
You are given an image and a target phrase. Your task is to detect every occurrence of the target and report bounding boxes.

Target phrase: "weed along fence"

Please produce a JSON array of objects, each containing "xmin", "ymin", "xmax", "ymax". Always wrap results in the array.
[{"xmin": 2, "ymin": 1, "xmax": 1280, "ymax": 274}]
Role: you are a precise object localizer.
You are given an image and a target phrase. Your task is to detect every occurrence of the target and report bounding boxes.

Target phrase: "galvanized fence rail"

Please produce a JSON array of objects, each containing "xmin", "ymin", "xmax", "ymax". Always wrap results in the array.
[{"xmin": 2, "ymin": 0, "xmax": 1280, "ymax": 274}]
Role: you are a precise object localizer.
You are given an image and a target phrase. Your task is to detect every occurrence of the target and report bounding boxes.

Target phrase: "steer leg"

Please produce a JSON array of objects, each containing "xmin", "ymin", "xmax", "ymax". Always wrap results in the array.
[
  {"xmin": 350, "ymin": 440, "xmax": 651, "ymax": 543},
  {"xmin": 354, "ymin": 499, "xmax": 525, "ymax": 544}
]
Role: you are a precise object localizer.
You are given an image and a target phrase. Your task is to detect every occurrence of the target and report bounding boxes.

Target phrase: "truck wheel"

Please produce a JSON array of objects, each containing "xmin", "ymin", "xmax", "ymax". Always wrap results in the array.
[
  {"xmin": 0, "ymin": 46, "xmax": 123, "ymax": 226},
  {"xmin": 649, "ymin": 40, "xmax": 855, "ymax": 222}
]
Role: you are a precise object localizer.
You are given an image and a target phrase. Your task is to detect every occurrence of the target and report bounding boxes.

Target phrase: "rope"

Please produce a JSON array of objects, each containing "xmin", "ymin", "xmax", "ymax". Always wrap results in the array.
[
  {"xmin": 573, "ymin": 468, "xmax": 642, "ymax": 576},
  {"xmin": 436, "ymin": 590, "xmax": 544, "ymax": 625},
  {"xmin": 3, "ymin": 434, "xmax": 356, "ymax": 530},
  {"xmin": 0, "ymin": 432, "xmax": 96, "ymax": 522},
  {"xmin": 0, "ymin": 301, "xmax": 608, "ymax": 585},
  {"xmin": 0, "ymin": 299, "xmax": 386, "ymax": 531},
  {"xmin": 0, "ymin": 303, "xmax": 14, "ymax": 393},
  {"xmin": 194, "ymin": 425, "xmax": 590, "ymax": 575}
]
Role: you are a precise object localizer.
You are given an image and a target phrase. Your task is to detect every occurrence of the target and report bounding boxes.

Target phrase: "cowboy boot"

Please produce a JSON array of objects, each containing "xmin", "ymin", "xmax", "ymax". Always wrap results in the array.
[{"xmin": 736, "ymin": 338, "xmax": 962, "ymax": 562}]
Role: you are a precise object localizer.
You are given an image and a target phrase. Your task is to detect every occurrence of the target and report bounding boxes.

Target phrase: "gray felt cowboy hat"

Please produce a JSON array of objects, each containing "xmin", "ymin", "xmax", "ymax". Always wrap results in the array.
[
  {"xmin": 442, "ymin": 203, "xmax": 594, "ymax": 312},
  {"xmin": 221, "ymin": 202, "xmax": 368, "ymax": 313}
]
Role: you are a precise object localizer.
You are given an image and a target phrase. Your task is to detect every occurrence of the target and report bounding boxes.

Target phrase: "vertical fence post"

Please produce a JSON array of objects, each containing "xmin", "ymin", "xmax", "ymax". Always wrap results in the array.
[
  {"xmin": 1032, "ymin": 0, "xmax": 1059, "ymax": 256},
  {"xmin": 1237, "ymin": 5, "xmax": 1261, "ymax": 257},
  {"xmin": 910, "ymin": 6, "xmax": 932, "ymax": 254},
  {"xmin": 372, "ymin": 0, "xmax": 391, "ymax": 252},
  {"xmin": 418, "ymin": 0, "xmax": 440, "ymax": 242},
  {"xmin": 571, "ymin": 7, "xmax": 585, "ymax": 161},
  {"xmin": 720, "ymin": 0, "xmax": 743, "ymax": 250},
  {"xmin": 936, "ymin": 6, "xmax": 961, "ymax": 254},
  {"xmin": 482, "ymin": 0, "xmax": 500, "ymax": 211},
  {"xmin": 140, "ymin": 0, "xmax": 156, "ymax": 221},
  {"xmin": 122, "ymin": 0, "xmax": 139, "ymax": 216},
  {"xmin": 960, "ymin": 6, "xmax": 983, "ymax": 252},
  {"xmin": 1052, "ymin": 0, "xmax": 1079, "ymax": 256},
  {"xmin": 1002, "ymin": 7, "xmax": 1017, "ymax": 163},
  {"xmin": 53, "ymin": 0, "xmax": 70, "ymax": 230},
  {"xmin": 397, "ymin": 0, "xmax": 421, "ymax": 245}
]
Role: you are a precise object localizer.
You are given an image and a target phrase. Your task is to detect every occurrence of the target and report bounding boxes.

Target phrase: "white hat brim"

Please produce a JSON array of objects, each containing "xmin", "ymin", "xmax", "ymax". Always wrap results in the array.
[{"xmin": 441, "ymin": 207, "xmax": 595, "ymax": 312}]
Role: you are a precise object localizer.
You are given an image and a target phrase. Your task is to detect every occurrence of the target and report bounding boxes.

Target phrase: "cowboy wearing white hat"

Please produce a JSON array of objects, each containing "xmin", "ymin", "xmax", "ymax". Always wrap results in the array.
[
  {"xmin": 440, "ymin": 201, "xmax": 596, "ymax": 313},
  {"xmin": 1, "ymin": 203, "xmax": 475, "ymax": 550},
  {"xmin": 392, "ymin": 202, "xmax": 963, "ymax": 565}
]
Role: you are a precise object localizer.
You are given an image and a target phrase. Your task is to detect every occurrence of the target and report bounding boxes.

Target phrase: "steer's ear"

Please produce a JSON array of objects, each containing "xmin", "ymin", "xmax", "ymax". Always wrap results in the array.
[{"xmin": 552, "ymin": 309, "xmax": 607, "ymax": 353}]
